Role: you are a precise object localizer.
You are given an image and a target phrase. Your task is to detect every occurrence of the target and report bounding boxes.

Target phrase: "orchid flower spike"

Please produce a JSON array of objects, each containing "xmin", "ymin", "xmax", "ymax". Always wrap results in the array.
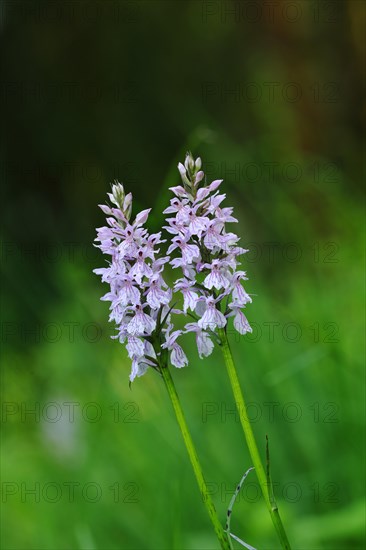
[
  {"xmin": 94, "ymin": 182, "xmax": 181, "ymax": 382},
  {"xmin": 95, "ymin": 155, "xmax": 252, "ymax": 380},
  {"xmin": 163, "ymin": 153, "xmax": 252, "ymax": 359}
]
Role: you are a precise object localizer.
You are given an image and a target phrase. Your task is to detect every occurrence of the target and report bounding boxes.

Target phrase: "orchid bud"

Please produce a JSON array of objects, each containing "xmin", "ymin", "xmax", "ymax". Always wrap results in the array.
[
  {"xmin": 178, "ymin": 162, "xmax": 187, "ymax": 177},
  {"xmin": 123, "ymin": 192, "xmax": 133, "ymax": 220},
  {"xmin": 195, "ymin": 170, "xmax": 205, "ymax": 185},
  {"xmin": 184, "ymin": 152, "xmax": 195, "ymax": 173},
  {"xmin": 178, "ymin": 162, "xmax": 191, "ymax": 189},
  {"xmin": 110, "ymin": 181, "xmax": 125, "ymax": 208}
]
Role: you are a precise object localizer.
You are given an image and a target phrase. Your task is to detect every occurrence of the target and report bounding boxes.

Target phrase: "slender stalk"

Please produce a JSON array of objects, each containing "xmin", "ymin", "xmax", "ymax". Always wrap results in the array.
[
  {"xmin": 218, "ymin": 328, "xmax": 292, "ymax": 550},
  {"xmin": 160, "ymin": 363, "xmax": 231, "ymax": 550}
]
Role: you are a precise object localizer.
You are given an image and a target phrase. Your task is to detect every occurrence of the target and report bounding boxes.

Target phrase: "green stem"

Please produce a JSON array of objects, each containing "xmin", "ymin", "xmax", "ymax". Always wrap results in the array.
[
  {"xmin": 218, "ymin": 328, "xmax": 292, "ymax": 550},
  {"xmin": 160, "ymin": 363, "xmax": 231, "ymax": 550}
]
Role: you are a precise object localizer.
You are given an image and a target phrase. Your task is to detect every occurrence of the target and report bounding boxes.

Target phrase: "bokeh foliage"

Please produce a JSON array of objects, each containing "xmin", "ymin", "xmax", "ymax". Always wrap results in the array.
[{"xmin": 1, "ymin": 1, "xmax": 365, "ymax": 549}]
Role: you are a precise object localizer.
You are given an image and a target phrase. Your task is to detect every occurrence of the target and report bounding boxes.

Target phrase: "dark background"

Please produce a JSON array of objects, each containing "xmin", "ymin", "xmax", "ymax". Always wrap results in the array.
[{"xmin": 1, "ymin": 1, "xmax": 365, "ymax": 549}]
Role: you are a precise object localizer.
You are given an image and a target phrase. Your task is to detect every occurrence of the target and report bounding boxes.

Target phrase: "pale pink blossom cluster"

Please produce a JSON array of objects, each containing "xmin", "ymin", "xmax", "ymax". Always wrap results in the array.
[
  {"xmin": 94, "ymin": 154, "xmax": 252, "ymax": 381},
  {"xmin": 164, "ymin": 154, "xmax": 252, "ymax": 359},
  {"xmin": 94, "ymin": 183, "xmax": 187, "ymax": 382}
]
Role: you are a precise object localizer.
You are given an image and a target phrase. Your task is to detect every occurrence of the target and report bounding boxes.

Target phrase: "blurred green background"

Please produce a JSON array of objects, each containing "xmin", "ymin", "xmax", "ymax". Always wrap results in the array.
[{"xmin": 1, "ymin": 1, "xmax": 365, "ymax": 549}]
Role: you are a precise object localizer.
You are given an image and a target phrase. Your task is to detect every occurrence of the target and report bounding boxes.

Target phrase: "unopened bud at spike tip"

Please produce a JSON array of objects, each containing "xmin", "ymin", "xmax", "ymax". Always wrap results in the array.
[
  {"xmin": 110, "ymin": 181, "xmax": 126, "ymax": 209},
  {"xmin": 184, "ymin": 152, "xmax": 195, "ymax": 173}
]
